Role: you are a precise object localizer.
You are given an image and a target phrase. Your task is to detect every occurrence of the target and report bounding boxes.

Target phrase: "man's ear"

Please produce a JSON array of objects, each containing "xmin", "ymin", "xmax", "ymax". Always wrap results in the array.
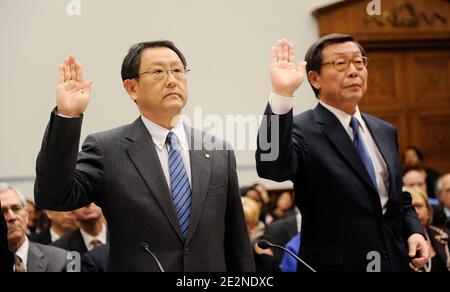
[
  {"xmin": 123, "ymin": 79, "xmax": 138, "ymax": 102},
  {"xmin": 307, "ymin": 71, "xmax": 321, "ymax": 93}
]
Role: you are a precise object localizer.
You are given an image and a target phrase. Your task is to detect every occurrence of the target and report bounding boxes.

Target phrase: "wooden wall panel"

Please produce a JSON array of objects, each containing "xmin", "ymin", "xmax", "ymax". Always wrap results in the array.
[{"xmin": 314, "ymin": 0, "xmax": 450, "ymax": 174}]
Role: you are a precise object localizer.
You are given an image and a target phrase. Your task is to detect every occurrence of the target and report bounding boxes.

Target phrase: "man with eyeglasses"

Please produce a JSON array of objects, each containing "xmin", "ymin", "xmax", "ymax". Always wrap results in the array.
[
  {"xmin": 34, "ymin": 40, "xmax": 254, "ymax": 272},
  {"xmin": 256, "ymin": 34, "xmax": 428, "ymax": 272}
]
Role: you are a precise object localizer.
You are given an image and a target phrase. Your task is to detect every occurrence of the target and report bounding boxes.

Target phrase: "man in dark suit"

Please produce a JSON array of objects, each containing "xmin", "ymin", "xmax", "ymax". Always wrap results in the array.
[
  {"xmin": 256, "ymin": 35, "xmax": 428, "ymax": 272},
  {"xmin": 1, "ymin": 198, "xmax": 14, "ymax": 272},
  {"xmin": 29, "ymin": 210, "xmax": 77, "ymax": 245},
  {"xmin": 262, "ymin": 212, "xmax": 298, "ymax": 265},
  {"xmin": 0, "ymin": 183, "xmax": 68, "ymax": 272},
  {"xmin": 52, "ymin": 203, "xmax": 107, "ymax": 255},
  {"xmin": 34, "ymin": 40, "xmax": 254, "ymax": 272}
]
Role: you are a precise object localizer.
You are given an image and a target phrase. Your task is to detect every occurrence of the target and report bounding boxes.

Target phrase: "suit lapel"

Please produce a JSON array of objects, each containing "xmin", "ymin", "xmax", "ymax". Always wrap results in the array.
[
  {"xmin": 126, "ymin": 118, "xmax": 184, "ymax": 242},
  {"xmin": 27, "ymin": 242, "xmax": 47, "ymax": 272},
  {"xmin": 185, "ymin": 126, "xmax": 212, "ymax": 244},
  {"xmin": 314, "ymin": 104, "xmax": 378, "ymax": 194}
]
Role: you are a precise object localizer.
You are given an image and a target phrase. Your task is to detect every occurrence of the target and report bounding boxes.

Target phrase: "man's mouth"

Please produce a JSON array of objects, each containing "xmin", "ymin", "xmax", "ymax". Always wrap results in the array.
[
  {"xmin": 165, "ymin": 92, "xmax": 180, "ymax": 98},
  {"xmin": 345, "ymin": 83, "xmax": 361, "ymax": 89}
]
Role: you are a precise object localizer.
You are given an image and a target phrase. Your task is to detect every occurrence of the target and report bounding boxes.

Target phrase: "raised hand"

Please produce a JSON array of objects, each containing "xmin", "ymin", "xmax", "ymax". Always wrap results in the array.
[
  {"xmin": 56, "ymin": 55, "xmax": 93, "ymax": 117},
  {"xmin": 270, "ymin": 39, "xmax": 307, "ymax": 97}
]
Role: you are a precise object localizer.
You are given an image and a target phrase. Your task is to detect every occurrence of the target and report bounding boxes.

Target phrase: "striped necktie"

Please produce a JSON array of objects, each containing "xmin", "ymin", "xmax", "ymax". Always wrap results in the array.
[
  {"xmin": 350, "ymin": 117, "xmax": 377, "ymax": 189},
  {"xmin": 166, "ymin": 131, "xmax": 192, "ymax": 239}
]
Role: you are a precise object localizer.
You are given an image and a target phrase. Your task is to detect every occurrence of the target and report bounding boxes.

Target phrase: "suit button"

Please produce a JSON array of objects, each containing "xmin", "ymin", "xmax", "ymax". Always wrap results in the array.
[{"xmin": 184, "ymin": 248, "xmax": 190, "ymax": 256}]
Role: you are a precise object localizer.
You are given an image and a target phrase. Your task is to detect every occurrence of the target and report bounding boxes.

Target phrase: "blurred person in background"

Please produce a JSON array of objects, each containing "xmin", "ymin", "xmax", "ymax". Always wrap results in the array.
[
  {"xmin": 402, "ymin": 146, "xmax": 440, "ymax": 198},
  {"xmin": 405, "ymin": 186, "xmax": 449, "ymax": 272},
  {"xmin": 29, "ymin": 210, "xmax": 77, "ymax": 244},
  {"xmin": 52, "ymin": 203, "xmax": 107, "ymax": 255}
]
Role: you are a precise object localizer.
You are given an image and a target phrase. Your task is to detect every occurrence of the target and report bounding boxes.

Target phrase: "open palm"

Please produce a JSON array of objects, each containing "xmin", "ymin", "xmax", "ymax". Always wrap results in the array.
[
  {"xmin": 56, "ymin": 55, "xmax": 93, "ymax": 117},
  {"xmin": 270, "ymin": 39, "xmax": 307, "ymax": 97}
]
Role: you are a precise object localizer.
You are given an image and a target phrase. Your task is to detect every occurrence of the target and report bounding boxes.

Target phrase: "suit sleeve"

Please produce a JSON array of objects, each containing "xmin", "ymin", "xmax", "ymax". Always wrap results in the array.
[
  {"xmin": 34, "ymin": 110, "xmax": 104, "ymax": 211},
  {"xmin": 255, "ymin": 103, "xmax": 305, "ymax": 182},
  {"xmin": 224, "ymin": 149, "xmax": 255, "ymax": 272}
]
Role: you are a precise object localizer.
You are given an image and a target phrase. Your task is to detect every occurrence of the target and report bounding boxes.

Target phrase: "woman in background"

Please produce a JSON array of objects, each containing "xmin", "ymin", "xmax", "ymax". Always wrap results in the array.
[{"xmin": 405, "ymin": 186, "xmax": 450, "ymax": 272}]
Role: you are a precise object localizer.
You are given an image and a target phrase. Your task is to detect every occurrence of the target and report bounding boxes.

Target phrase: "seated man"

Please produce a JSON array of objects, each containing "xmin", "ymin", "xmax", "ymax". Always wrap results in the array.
[
  {"xmin": 403, "ymin": 168, "xmax": 427, "ymax": 193},
  {"xmin": 52, "ymin": 203, "xmax": 107, "ymax": 255},
  {"xmin": 29, "ymin": 210, "xmax": 77, "ymax": 245},
  {"xmin": 1, "ymin": 198, "xmax": 14, "ymax": 272},
  {"xmin": 0, "ymin": 183, "xmax": 68, "ymax": 272},
  {"xmin": 433, "ymin": 174, "xmax": 450, "ymax": 229}
]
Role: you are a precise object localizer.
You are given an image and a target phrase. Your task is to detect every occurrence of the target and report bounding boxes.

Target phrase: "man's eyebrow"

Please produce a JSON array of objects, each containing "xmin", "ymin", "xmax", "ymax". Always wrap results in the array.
[
  {"xmin": 4, "ymin": 204, "xmax": 22, "ymax": 208},
  {"xmin": 144, "ymin": 61, "xmax": 184, "ymax": 67}
]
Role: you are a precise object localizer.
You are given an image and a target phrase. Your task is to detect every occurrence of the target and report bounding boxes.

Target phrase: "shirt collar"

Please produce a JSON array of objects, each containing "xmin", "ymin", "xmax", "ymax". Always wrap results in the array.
[
  {"xmin": 49, "ymin": 228, "xmax": 61, "ymax": 242},
  {"xmin": 444, "ymin": 207, "xmax": 450, "ymax": 218},
  {"xmin": 79, "ymin": 224, "xmax": 108, "ymax": 250},
  {"xmin": 141, "ymin": 116, "xmax": 187, "ymax": 150},
  {"xmin": 15, "ymin": 237, "xmax": 29, "ymax": 269},
  {"xmin": 319, "ymin": 100, "xmax": 366, "ymax": 133}
]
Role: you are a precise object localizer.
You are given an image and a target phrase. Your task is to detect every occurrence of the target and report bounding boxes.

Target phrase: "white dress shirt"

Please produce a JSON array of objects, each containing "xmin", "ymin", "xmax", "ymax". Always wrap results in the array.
[
  {"xmin": 49, "ymin": 228, "xmax": 61, "ymax": 243},
  {"xmin": 15, "ymin": 237, "xmax": 29, "ymax": 272},
  {"xmin": 141, "ymin": 116, "xmax": 192, "ymax": 189},
  {"xmin": 80, "ymin": 223, "xmax": 108, "ymax": 251},
  {"xmin": 270, "ymin": 92, "xmax": 390, "ymax": 213}
]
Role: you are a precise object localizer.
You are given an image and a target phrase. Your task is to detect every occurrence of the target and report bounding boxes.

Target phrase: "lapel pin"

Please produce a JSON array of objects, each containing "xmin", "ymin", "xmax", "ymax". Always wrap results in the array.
[{"xmin": 205, "ymin": 153, "xmax": 210, "ymax": 159}]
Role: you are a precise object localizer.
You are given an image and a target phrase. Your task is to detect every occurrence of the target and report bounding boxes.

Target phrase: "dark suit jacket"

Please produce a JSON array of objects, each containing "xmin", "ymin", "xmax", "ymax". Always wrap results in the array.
[
  {"xmin": 428, "ymin": 226, "xmax": 450, "ymax": 272},
  {"xmin": 263, "ymin": 214, "xmax": 298, "ymax": 264},
  {"xmin": 27, "ymin": 241, "xmax": 68, "ymax": 272},
  {"xmin": 52, "ymin": 229, "xmax": 88, "ymax": 255},
  {"xmin": 81, "ymin": 243, "xmax": 109, "ymax": 272},
  {"xmin": 1, "ymin": 201, "xmax": 14, "ymax": 272},
  {"xmin": 28, "ymin": 229, "xmax": 52, "ymax": 245},
  {"xmin": 35, "ymin": 112, "xmax": 254, "ymax": 272},
  {"xmin": 432, "ymin": 205, "xmax": 449, "ymax": 229},
  {"xmin": 256, "ymin": 103, "xmax": 423, "ymax": 272}
]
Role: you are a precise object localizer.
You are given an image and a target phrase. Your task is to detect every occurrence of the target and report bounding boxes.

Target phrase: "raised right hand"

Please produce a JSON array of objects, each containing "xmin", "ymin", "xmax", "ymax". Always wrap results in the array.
[
  {"xmin": 270, "ymin": 39, "xmax": 307, "ymax": 97},
  {"xmin": 56, "ymin": 55, "xmax": 93, "ymax": 117}
]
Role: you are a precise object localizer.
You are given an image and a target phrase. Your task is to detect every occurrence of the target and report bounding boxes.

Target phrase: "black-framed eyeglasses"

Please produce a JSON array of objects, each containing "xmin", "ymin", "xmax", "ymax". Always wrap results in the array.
[
  {"xmin": 138, "ymin": 67, "xmax": 191, "ymax": 80},
  {"xmin": 322, "ymin": 57, "xmax": 368, "ymax": 72}
]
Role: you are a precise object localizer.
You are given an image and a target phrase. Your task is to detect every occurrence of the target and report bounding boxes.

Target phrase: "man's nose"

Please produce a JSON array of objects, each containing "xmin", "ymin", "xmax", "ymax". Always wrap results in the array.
[
  {"xmin": 346, "ymin": 62, "xmax": 358, "ymax": 78},
  {"xmin": 165, "ymin": 71, "xmax": 177, "ymax": 87},
  {"xmin": 5, "ymin": 210, "xmax": 17, "ymax": 222}
]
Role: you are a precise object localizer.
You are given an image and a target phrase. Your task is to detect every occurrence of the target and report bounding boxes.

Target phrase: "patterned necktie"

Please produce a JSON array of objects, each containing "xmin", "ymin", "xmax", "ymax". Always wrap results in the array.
[
  {"xmin": 350, "ymin": 117, "xmax": 377, "ymax": 189},
  {"xmin": 14, "ymin": 255, "xmax": 26, "ymax": 272},
  {"xmin": 90, "ymin": 239, "xmax": 103, "ymax": 249},
  {"xmin": 166, "ymin": 131, "xmax": 192, "ymax": 239}
]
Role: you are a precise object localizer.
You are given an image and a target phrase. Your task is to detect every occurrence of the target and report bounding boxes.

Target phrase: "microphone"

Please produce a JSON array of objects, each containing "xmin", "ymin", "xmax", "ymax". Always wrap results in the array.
[
  {"xmin": 140, "ymin": 242, "xmax": 165, "ymax": 272},
  {"xmin": 257, "ymin": 239, "xmax": 317, "ymax": 272}
]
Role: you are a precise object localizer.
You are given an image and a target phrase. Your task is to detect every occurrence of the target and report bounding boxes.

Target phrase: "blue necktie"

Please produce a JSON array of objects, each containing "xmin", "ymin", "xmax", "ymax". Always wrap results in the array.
[
  {"xmin": 350, "ymin": 117, "xmax": 377, "ymax": 189},
  {"xmin": 167, "ymin": 131, "xmax": 192, "ymax": 239}
]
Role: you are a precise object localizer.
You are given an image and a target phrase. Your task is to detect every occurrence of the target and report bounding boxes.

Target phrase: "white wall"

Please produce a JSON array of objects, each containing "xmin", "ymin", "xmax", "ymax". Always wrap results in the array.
[{"xmin": 0, "ymin": 0, "xmax": 336, "ymax": 200}]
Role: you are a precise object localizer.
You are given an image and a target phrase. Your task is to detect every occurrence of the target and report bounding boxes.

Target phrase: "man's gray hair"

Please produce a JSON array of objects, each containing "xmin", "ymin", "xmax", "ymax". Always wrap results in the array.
[{"xmin": 0, "ymin": 182, "xmax": 27, "ymax": 207}]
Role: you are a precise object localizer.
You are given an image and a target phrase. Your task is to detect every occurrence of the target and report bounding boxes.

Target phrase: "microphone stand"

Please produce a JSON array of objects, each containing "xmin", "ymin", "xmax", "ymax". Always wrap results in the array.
[
  {"xmin": 140, "ymin": 242, "xmax": 165, "ymax": 272},
  {"xmin": 258, "ymin": 239, "xmax": 317, "ymax": 272}
]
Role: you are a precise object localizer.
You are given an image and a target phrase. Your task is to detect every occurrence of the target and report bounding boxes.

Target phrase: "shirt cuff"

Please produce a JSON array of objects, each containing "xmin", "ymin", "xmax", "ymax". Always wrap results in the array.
[
  {"xmin": 55, "ymin": 111, "xmax": 81, "ymax": 119},
  {"xmin": 269, "ymin": 92, "xmax": 294, "ymax": 115}
]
